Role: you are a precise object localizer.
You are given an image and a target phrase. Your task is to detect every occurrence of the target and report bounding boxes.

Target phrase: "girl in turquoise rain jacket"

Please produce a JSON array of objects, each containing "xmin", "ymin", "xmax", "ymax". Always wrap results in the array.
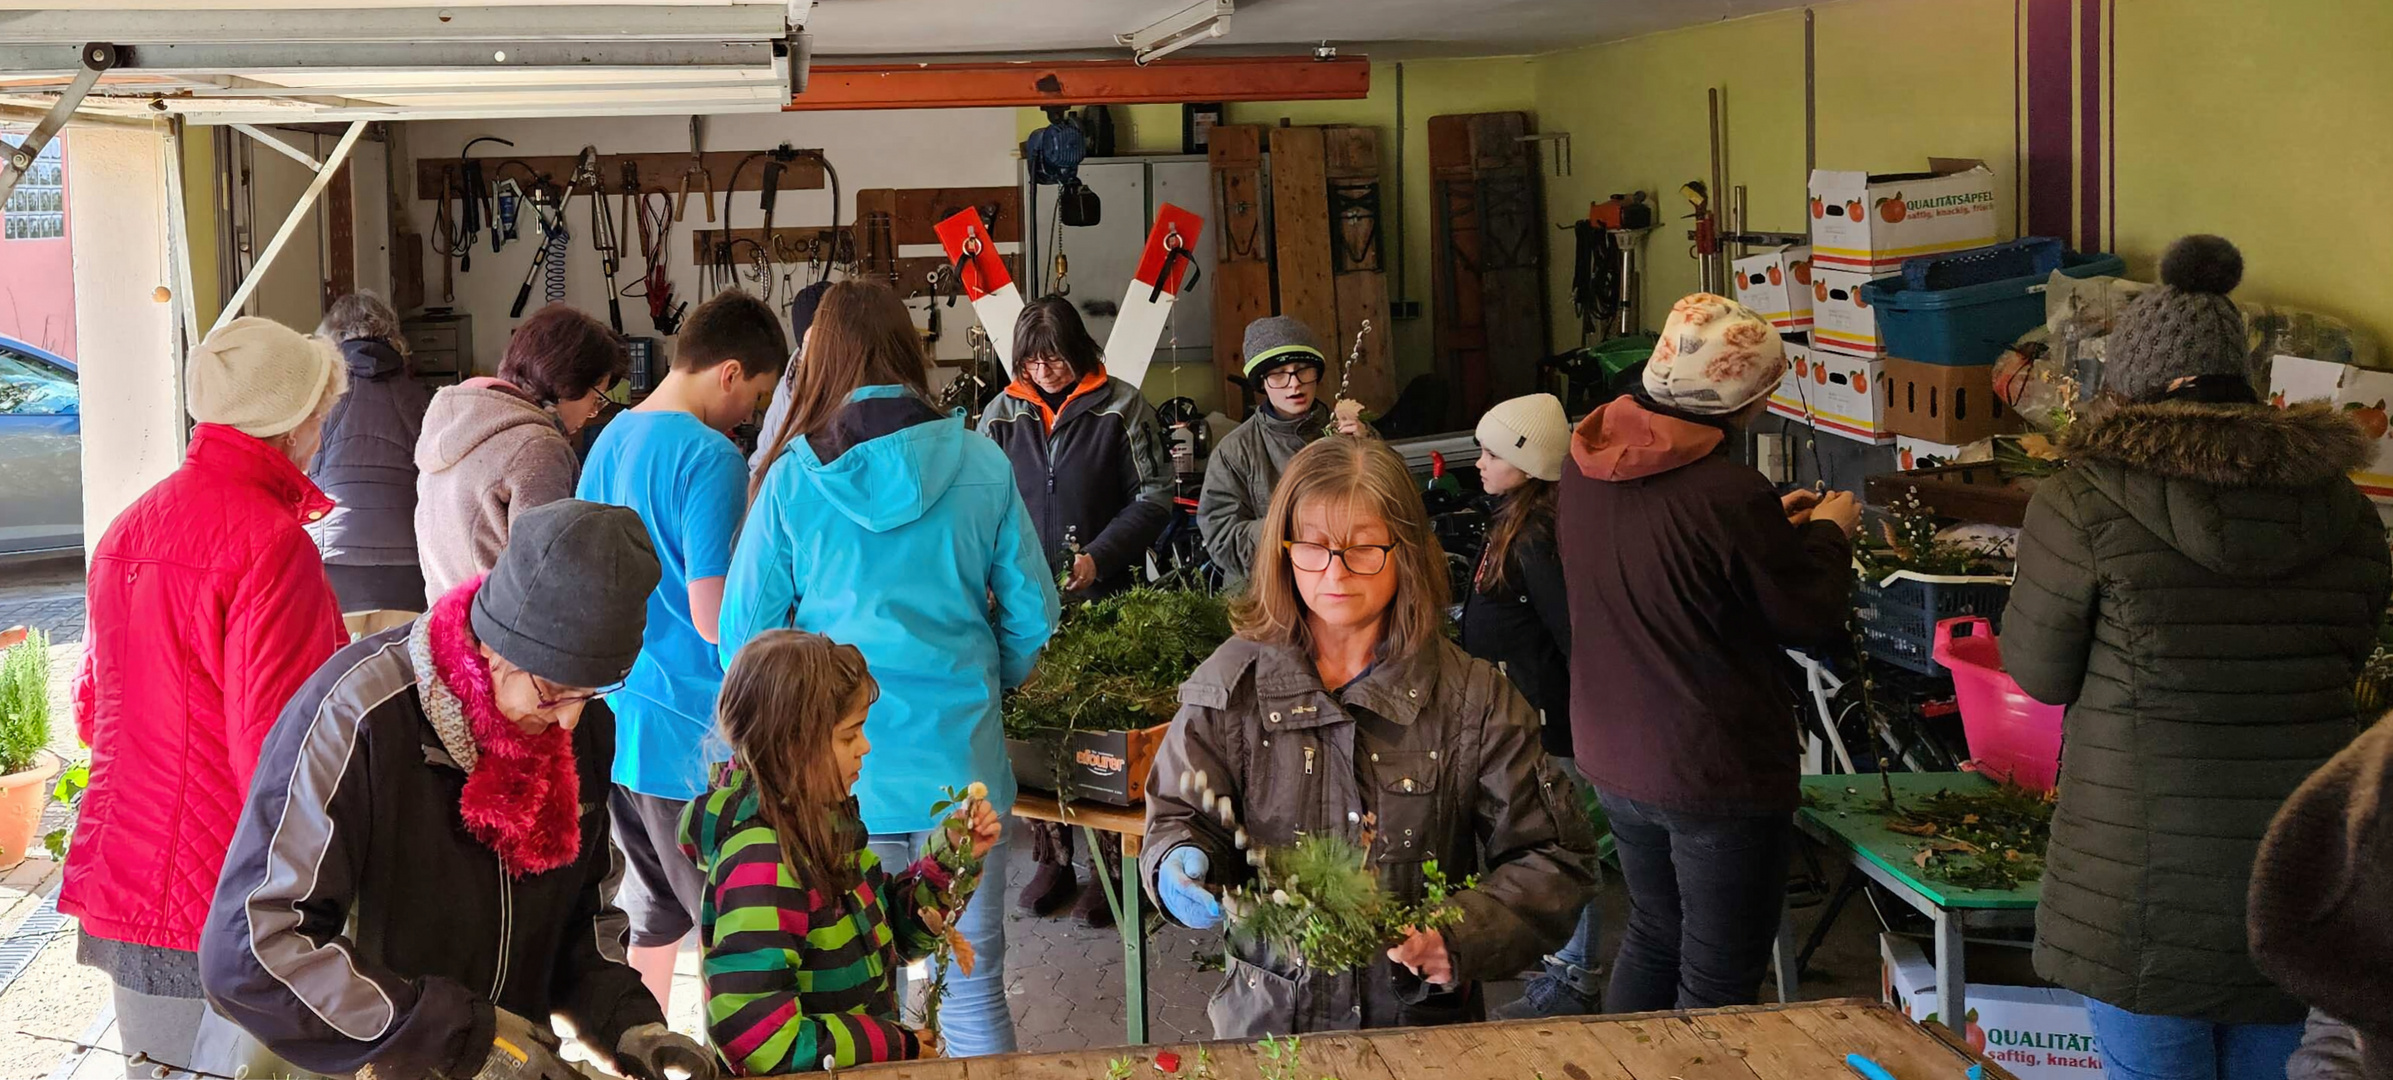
[{"xmin": 719, "ymin": 282, "xmax": 1058, "ymax": 1057}]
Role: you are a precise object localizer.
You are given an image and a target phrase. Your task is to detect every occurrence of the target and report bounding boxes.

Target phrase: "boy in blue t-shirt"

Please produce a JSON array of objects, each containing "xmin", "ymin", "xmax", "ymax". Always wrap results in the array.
[{"xmin": 575, "ymin": 289, "xmax": 789, "ymax": 1011}]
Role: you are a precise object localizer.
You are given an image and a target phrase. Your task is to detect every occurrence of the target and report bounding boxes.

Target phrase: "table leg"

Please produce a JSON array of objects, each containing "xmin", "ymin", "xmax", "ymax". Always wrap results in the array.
[
  {"xmin": 1123, "ymin": 846, "xmax": 1148, "ymax": 1045},
  {"xmin": 1081, "ymin": 825, "xmax": 1149, "ymax": 1045},
  {"xmin": 1934, "ymin": 907, "xmax": 1967, "ymax": 1030}
]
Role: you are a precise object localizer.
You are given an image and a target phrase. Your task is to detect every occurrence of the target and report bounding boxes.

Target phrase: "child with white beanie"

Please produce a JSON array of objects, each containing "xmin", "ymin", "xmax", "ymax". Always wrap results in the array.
[{"xmin": 1460, "ymin": 391, "xmax": 1602, "ymax": 1020}]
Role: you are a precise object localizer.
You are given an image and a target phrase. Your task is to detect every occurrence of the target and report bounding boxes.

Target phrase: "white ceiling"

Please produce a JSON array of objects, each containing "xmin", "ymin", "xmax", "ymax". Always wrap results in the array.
[
  {"xmin": 0, "ymin": 0, "xmax": 1808, "ymax": 125},
  {"xmin": 805, "ymin": 0, "xmax": 1804, "ymax": 60}
]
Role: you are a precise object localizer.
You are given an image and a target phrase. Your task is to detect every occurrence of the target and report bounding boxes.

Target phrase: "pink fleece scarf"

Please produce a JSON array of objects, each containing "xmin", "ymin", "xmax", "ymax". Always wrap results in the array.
[{"xmin": 417, "ymin": 576, "xmax": 583, "ymax": 877}]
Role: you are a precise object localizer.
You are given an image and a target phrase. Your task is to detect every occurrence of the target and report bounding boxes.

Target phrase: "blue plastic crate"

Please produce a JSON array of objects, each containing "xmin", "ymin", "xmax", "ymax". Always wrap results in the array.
[
  {"xmin": 1901, "ymin": 237, "xmax": 2064, "ymax": 291},
  {"xmin": 1855, "ymin": 571, "xmax": 2013, "ymax": 676},
  {"xmin": 1861, "ymin": 252, "xmax": 2127, "ymax": 367}
]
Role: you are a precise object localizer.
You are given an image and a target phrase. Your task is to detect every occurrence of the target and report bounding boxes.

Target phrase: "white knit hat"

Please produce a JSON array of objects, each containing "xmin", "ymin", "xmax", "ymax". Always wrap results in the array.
[
  {"xmin": 185, "ymin": 316, "xmax": 345, "ymax": 438},
  {"xmin": 1641, "ymin": 293, "xmax": 1788, "ymax": 416},
  {"xmin": 1476, "ymin": 392, "xmax": 1570, "ymax": 482}
]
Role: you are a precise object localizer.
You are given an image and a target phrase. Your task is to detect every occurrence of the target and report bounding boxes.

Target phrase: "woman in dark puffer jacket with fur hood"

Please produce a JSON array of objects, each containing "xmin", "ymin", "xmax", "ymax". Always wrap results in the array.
[{"xmin": 2002, "ymin": 236, "xmax": 2392, "ymax": 1080}]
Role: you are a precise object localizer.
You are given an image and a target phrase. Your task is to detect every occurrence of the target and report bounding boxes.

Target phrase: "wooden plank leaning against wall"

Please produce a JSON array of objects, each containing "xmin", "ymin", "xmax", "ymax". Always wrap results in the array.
[{"xmin": 1208, "ymin": 124, "xmax": 1271, "ymax": 421}]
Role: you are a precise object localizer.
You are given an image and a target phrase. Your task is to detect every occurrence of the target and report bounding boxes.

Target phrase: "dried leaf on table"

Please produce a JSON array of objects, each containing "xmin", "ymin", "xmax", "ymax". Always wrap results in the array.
[{"xmin": 1887, "ymin": 820, "xmax": 1941, "ymax": 838}]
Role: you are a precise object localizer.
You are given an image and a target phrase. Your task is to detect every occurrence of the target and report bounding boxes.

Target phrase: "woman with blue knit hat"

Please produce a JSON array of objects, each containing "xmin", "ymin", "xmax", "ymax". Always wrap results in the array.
[
  {"xmin": 2002, "ymin": 235, "xmax": 2392, "ymax": 1080},
  {"xmin": 1196, "ymin": 315, "xmax": 1367, "ymax": 580}
]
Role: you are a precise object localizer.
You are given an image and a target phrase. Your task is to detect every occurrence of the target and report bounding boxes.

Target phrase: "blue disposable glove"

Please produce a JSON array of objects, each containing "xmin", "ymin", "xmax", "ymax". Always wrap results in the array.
[{"xmin": 1158, "ymin": 845, "xmax": 1223, "ymax": 929}]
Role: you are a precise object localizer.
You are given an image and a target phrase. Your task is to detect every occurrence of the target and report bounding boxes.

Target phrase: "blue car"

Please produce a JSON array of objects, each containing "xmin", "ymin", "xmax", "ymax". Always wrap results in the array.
[{"xmin": 0, "ymin": 336, "xmax": 80, "ymax": 557}]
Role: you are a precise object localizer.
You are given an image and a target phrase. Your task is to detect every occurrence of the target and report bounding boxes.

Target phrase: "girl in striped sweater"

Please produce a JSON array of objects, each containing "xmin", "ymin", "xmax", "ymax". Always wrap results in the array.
[{"xmin": 682, "ymin": 629, "xmax": 1001, "ymax": 1074}]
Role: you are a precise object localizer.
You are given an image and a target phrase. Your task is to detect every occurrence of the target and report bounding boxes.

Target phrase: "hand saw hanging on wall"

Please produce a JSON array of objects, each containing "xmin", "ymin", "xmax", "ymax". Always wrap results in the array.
[
  {"xmin": 933, "ymin": 207, "xmax": 1026, "ymax": 376},
  {"xmin": 1102, "ymin": 203, "xmax": 1205, "ymax": 391}
]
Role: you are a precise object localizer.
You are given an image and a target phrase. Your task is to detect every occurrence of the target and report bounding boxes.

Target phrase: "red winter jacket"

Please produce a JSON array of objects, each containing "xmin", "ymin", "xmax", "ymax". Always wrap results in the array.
[{"xmin": 63, "ymin": 423, "xmax": 348, "ymax": 951}]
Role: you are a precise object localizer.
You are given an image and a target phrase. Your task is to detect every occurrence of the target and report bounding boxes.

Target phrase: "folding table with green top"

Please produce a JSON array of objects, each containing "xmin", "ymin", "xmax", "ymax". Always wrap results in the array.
[{"xmin": 1791, "ymin": 771, "xmax": 2040, "ymax": 1029}]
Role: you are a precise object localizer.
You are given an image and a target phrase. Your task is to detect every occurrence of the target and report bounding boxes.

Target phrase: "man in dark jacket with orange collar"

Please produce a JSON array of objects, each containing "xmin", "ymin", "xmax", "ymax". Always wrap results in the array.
[
  {"xmin": 200, "ymin": 501, "xmax": 715, "ymax": 1080},
  {"xmin": 1558, "ymin": 293, "xmax": 1858, "ymax": 1013}
]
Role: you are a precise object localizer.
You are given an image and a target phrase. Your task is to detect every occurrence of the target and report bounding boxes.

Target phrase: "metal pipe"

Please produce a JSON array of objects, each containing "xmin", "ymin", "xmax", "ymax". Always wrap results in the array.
[
  {"xmin": 1391, "ymin": 60, "xmax": 1407, "ymax": 317},
  {"xmin": 1706, "ymin": 86, "xmax": 1726, "ymax": 296},
  {"xmin": 1732, "ymin": 184, "xmax": 1748, "ymax": 263},
  {"xmin": 1805, "ymin": 8, "xmax": 1817, "ymax": 176}
]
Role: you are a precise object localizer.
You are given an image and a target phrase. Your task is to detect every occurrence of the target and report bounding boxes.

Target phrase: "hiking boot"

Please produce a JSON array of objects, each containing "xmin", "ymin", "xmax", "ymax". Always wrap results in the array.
[
  {"xmin": 1017, "ymin": 822, "xmax": 1079, "ymax": 917},
  {"xmin": 1074, "ymin": 832, "xmax": 1125, "ymax": 930},
  {"xmin": 1492, "ymin": 957, "xmax": 1603, "ymax": 1020}
]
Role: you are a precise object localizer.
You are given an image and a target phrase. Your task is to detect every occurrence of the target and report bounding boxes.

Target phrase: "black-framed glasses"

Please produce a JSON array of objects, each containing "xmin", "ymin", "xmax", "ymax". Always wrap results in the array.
[
  {"xmin": 1020, "ymin": 353, "xmax": 1073, "ymax": 372},
  {"xmin": 1260, "ymin": 367, "xmax": 1322, "ymax": 390},
  {"xmin": 1283, "ymin": 540, "xmax": 1398, "ymax": 576}
]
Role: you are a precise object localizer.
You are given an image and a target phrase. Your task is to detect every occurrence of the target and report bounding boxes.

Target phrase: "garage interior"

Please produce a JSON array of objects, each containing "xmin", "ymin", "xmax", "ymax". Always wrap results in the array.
[{"xmin": 5, "ymin": 0, "xmax": 2393, "ymax": 1076}]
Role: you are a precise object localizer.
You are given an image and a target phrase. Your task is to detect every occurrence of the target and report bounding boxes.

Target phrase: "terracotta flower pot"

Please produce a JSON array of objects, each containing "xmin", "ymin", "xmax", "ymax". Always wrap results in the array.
[{"xmin": 0, "ymin": 751, "xmax": 63, "ymax": 871}]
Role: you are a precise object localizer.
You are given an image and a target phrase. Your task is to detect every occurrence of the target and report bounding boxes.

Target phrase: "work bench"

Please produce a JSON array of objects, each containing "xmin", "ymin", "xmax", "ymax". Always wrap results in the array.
[
  {"xmin": 801, "ymin": 999, "xmax": 2009, "ymax": 1080},
  {"xmin": 1791, "ymin": 773, "xmax": 2040, "ymax": 1030}
]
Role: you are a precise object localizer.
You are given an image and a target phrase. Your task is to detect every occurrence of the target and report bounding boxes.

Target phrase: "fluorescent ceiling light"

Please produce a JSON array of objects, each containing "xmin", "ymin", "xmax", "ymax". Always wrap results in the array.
[{"xmin": 1115, "ymin": 0, "xmax": 1231, "ymax": 67}]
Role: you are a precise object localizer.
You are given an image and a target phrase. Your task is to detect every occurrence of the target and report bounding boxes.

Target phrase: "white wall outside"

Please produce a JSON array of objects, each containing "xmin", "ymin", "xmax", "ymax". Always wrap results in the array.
[{"xmin": 66, "ymin": 125, "xmax": 182, "ymax": 545}]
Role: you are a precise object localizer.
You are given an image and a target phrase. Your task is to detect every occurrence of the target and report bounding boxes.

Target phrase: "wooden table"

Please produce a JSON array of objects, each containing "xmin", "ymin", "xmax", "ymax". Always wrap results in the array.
[
  {"xmin": 812, "ymin": 999, "xmax": 2012, "ymax": 1080},
  {"xmin": 1794, "ymin": 773, "xmax": 2039, "ymax": 1031},
  {"xmin": 1010, "ymin": 793, "xmax": 1150, "ymax": 1046}
]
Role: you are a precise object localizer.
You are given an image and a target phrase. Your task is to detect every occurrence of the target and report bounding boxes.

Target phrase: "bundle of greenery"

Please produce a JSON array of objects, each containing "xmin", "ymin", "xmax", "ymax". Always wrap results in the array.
[
  {"xmin": 1001, "ymin": 586, "xmax": 1231, "ymax": 740},
  {"xmin": 1177, "ymin": 767, "xmax": 1473, "ymax": 974}
]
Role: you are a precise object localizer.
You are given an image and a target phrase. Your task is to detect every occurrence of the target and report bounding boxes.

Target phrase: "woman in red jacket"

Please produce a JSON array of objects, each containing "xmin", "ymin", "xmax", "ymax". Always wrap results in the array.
[{"xmin": 63, "ymin": 316, "xmax": 350, "ymax": 1078}]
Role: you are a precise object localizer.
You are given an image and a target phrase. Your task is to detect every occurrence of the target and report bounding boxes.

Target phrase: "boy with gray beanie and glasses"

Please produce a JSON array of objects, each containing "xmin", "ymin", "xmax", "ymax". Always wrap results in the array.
[
  {"xmin": 201, "ymin": 500, "xmax": 717, "ymax": 1080},
  {"xmin": 1196, "ymin": 315, "xmax": 1369, "ymax": 580}
]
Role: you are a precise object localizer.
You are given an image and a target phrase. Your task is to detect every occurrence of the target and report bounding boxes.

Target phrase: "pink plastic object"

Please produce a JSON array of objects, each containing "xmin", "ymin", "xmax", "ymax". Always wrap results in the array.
[{"xmin": 1932, "ymin": 616, "xmax": 2065, "ymax": 793}]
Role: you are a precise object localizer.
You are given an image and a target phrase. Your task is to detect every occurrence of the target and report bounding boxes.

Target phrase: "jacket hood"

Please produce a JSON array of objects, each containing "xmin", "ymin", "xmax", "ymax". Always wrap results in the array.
[
  {"xmin": 342, "ymin": 338, "xmax": 406, "ymax": 380},
  {"xmin": 796, "ymin": 384, "xmax": 963, "ymax": 533},
  {"xmin": 414, "ymin": 383, "xmax": 560, "ymax": 474},
  {"xmin": 1570, "ymin": 396, "xmax": 1726, "ymax": 481},
  {"xmin": 2065, "ymin": 401, "xmax": 2376, "ymax": 576}
]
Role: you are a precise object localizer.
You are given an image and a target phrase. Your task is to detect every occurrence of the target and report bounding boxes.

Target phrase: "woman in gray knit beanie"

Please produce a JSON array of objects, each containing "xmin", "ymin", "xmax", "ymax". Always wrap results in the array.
[
  {"xmin": 2002, "ymin": 232, "xmax": 2392, "ymax": 1079},
  {"xmin": 2103, "ymin": 234, "xmax": 2250, "ymax": 402}
]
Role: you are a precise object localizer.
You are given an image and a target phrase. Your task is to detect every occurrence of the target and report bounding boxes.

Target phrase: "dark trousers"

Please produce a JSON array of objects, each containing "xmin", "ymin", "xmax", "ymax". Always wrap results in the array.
[{"xmin": 1599, "ymin": 789, "xmax": 1792, "ymax": 1012}]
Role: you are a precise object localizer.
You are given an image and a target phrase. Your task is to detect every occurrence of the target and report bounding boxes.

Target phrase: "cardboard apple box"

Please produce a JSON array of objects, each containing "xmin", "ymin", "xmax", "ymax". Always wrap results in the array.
[
  {"xmin": 1881, "ymin": 935, "xmax": 2106, "ymax": 1079},
  {"xmin": 2270, "ymin": 354, "xmax": 2393, "ymax": 502},
  {"xmin": 1770, "ymin": 338, "xmax": 1891, "ymax": 445},
  {"xmin": 1811, "ymin": 267, "xmax": 1884, "ymax": 359},
  {"xmin": 1767, "ymin": 337, "xmax": 1814, "ymax": 423},
  {"xmin": 1884, "ymin": 357, "xmax": 2022, "ymax": 444},
  {"xmin": 1810, "ymin": 159, "xmax": 2001, "ymax": 276},
  {"xmin": 1733, "ymin": 245, "xmax": 1815, "ymax": 332},
  {"xmin": 1896, "ymin": 436, "xmax": 1969, "ymax": 471}
]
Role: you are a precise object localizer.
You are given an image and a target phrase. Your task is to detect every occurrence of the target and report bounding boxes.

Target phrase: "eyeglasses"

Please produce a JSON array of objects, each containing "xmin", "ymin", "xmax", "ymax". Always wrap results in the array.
[
  {"xmin": 1021, "ymin": 354, "xmax": 1073, "ymax": 372},
  {"xmin": 1283, "ymin": 540, "xmax": 1398, "ymax": 576},
  {"xmin": 515, "ymin": 668, "xmax": 624, "ymax": 711},
  {"xmin": 1261, "ymin": 367, "xmax": 1322, "ymax": 390}
]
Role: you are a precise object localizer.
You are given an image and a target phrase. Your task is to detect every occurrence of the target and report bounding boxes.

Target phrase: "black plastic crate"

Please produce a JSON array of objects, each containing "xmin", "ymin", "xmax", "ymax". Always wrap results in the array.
[{"xmin": 1854, "ymin": 571, "xmax": 2012, "ymax": 675}]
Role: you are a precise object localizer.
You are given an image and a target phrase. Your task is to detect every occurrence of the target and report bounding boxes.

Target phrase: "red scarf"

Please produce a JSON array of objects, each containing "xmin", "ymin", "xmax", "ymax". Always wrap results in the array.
[{"xmin": 423, "ymin": 578, "xmax": 583, "ymax": 876}]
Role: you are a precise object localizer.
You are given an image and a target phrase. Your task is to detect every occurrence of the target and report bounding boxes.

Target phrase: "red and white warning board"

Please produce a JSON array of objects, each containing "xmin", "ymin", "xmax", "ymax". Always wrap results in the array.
[
  {"xmin": 933, "ymin": 207, "xmax": 1026, "ymax": 375},
  {"xmin": 1102, "ymin": 203, "xmax": 1205, "ymax": 390}
]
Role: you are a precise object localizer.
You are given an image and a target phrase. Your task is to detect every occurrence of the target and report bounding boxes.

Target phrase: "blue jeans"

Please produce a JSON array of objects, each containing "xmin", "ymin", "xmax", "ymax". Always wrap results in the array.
[
  {"xmin": 1548, "ymin": 757, "xmax": 1604, "ymax": 985},
  {"xmin": 2083, "ymin": 998, "xmax": 2304, "ymax": 1080},
  {"xmin": 870, "ymin": 825, "xmax": 1016, "ymax": 1057},
  {"xmin": 1599, "ymin": 789, "xmax": 1791, "ymax": 1012}
]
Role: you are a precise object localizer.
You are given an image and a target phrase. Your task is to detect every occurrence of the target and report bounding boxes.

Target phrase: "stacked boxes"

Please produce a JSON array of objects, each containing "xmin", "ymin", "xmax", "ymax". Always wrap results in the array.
[
  {"xmin": 1808, "ymin": 160, "xmax": 2000, "ymax": 360},
  {"xmin": 1732, "ymin": 245, "xmax": 1814, "ymax": 332},
  {"xmin": 1766, "ymin": 336, "xmax": 1892, "ymax": 444}
]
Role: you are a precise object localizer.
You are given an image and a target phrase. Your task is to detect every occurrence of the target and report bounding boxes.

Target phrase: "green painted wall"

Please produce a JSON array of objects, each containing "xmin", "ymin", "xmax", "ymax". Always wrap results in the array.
[{"xmin": 1530, "ymin": 0, "xmax": 2393, "ymax": 354}]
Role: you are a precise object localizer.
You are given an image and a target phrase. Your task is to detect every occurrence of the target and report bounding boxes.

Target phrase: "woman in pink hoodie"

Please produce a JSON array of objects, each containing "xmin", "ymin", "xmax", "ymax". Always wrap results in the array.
[
  {"xmin": 413, "ymin": 303, "xmax": 627, "ymax": 603},
  {"xmin": 1557, "ymin": 294, "xmax": 1859, "ymax": 1013}
]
